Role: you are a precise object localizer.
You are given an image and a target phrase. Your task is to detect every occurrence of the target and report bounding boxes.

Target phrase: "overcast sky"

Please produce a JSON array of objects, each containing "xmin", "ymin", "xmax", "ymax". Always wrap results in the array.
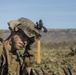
[{"xmin": 0, "ymin": 0, "xmax": 76, "ymax": 29}]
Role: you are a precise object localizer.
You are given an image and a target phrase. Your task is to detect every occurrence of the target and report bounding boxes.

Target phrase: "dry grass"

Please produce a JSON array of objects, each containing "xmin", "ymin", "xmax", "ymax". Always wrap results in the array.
[{"xmin": 32, "ymin": 47, "xmax": 76, "ymax": 75}]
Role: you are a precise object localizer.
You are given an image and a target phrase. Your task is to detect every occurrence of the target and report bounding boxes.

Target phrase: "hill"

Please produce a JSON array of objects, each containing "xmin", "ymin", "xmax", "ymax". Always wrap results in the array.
[{"xmin": 41, "ymin": 29, "xmax": 76, "ymax": 43}]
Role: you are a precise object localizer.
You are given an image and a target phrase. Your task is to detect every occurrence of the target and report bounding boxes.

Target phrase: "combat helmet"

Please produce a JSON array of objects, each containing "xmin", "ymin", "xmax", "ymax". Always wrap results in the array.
[{"xmin": 8, "ymin": 17, "xmax": 41, "ymax": 41}]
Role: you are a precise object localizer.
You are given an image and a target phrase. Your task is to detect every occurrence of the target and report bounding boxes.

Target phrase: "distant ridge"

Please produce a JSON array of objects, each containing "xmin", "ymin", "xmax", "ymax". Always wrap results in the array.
[{"xmin": 41, "ymin": 29, "xmax": 76, "ymax": 43}]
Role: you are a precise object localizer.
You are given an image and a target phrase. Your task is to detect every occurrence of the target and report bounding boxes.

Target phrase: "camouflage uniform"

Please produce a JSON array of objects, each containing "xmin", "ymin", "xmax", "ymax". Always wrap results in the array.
[{"xmin": 0, "ymin": 17, "xmax": 41, "ymax": 75}]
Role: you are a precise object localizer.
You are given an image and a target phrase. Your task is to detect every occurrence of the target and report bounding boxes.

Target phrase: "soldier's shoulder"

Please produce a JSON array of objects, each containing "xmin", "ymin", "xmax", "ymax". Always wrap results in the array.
[{"xmin": 0, "ymin": 41, "xmax": 3, "ymax": 54}]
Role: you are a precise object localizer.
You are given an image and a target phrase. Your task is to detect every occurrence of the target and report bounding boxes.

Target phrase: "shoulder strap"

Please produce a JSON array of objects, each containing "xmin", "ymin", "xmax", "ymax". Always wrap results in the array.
[
  {"xmin": 2, "ymin": 41, "xmax": 10, "ymax": 65},
  {"xmin": 0, "ymin": 38, "xmax": 6, "ymax": 66},
  {"xmin": 0, "ymin": 38, "xmax": 10, "ymax": 73}
]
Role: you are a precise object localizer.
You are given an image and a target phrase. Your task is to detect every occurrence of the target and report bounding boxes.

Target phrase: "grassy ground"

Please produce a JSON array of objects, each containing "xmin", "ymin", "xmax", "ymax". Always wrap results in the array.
[{"xmin": 32, "ymin": 48, "xmax": 76, "ymax": 75}]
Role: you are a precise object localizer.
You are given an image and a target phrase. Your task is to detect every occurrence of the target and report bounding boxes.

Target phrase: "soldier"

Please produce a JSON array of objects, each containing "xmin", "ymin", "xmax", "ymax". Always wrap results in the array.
[{"xmin": 0, "ymin": 17, "xmax": 41, "ymax": 75}]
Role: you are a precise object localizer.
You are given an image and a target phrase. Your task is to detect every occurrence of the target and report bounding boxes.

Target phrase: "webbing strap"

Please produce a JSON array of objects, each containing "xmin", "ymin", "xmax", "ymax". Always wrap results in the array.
[{"xmin": 2, "ymin": 40, "xmax": 10, "ymax": 74}]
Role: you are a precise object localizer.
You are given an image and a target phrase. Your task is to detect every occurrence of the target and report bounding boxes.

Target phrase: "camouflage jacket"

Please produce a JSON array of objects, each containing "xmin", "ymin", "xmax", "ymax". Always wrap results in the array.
[
  {"xmin": 0, "ymin": 39, "xmax": 35, "ymax": 75},
  {"xmin": 0, "ymin": 39, "xmax": 21, "ymax": 75}
]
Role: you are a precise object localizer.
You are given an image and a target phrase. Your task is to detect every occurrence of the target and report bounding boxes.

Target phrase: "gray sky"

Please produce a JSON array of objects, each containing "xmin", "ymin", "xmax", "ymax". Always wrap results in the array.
[{"xmin": 0, "ymin": 0, "xmax": 76, "ymax": 29}]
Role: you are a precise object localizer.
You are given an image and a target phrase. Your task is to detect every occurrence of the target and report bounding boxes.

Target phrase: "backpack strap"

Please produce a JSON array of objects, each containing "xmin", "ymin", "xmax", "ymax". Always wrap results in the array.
[{"xmin": 0, "ymin": 38, "xmax": 10, "ymax": 74}]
